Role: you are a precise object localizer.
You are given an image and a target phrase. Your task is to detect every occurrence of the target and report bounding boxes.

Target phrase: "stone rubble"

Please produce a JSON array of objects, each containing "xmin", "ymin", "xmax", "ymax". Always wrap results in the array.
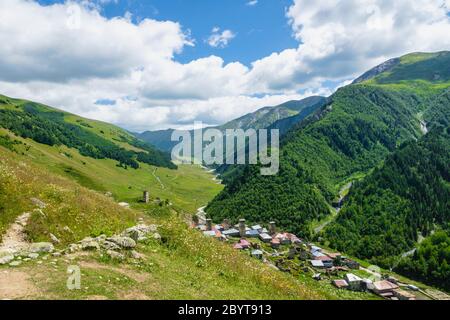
[{"xmin": 0, "ymin": 222, "xmax": 159, "ymax": 268}]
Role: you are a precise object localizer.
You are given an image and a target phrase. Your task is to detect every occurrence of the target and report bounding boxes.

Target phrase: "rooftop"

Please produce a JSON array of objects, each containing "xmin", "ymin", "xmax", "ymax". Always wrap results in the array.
[
  {"xmin": 315, "ymin": 255, "xmax": 333, "ymax": 261},
  {"xmin": 310, "ymin": 260, "xmax": 325, "ymax": 268},
  {"xmin": 373, "ymin": 280, "xmax": 399, "ymax": 291},
  {"xmin": 333, "ymin": 280, "xmax": 349, "ymax": 288},
  {"xmin": 345, "ymin": 273, "xmax": 363, "ymax": 283}
]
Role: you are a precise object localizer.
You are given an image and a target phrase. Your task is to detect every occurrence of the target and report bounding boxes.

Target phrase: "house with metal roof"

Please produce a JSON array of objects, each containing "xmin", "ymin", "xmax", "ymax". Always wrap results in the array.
[
  {"xmin": 259, "ymin": 233, "xmax": 272, "ymax": 243},
  {"xmin": 310, "ymin": 260, "xmax": 325, "ymax": 268},
  {"xmin": 239, "ymin": 239, "xmax": 251, "ymax": 249},
  {"xmin": 245, "ymin": 230, "xmax": 260, "ymax": 238},
  {"xmin": 333, "ymin": 279, "xmax": 349, "ymax": 289},
  {"xmin": 271, "ymin": 238, "xmax": 281, "ymax": 249},
  {"xmin": 203, "ymin": 230, "xmax": 217, "ymax": 237},
  {"xmin": 251, "ymin": 250, "xmax": 263, "ymax": 259},
  {"xmin": 373, "ymin": 280, "xmax": 399, "ymax": 295},
  {"xmin": 251, "ymin": 225, "xmax": 263, "ymax": 232},
  {"xmin": 275, "ymin": 233, "xmax": 291, "ymax": 245},
  {"xmin": 222, "ymin": 228, "xmax": 240, "ymax": 237},
  {"xmin": 393, "ymin": 289, "xmax": 416, "ymax": 301},
  {"xmin": 345, "ymin": 273, "xmax": 363, "ymax": 291},
  {"xmin": 315, "ymin": 255, "xmax": 333, "ymax": 268},
  {"xmin": 312, "ymin": 251, "xmax": 326, "ymax": 258}
]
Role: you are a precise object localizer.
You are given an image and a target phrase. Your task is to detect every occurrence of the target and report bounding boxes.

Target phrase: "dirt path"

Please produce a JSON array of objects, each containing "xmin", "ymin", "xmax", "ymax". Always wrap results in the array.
[
  {"xmin": 0, "ymin": 269, "xmax": 40, "ymax": 300},
  {"xmin": 152, "ymin": 168, "xmax": 165, "ymax": 190},
  {"xmin": 0, "ymin": 212, "xmax": 31, "ymax": 254}
]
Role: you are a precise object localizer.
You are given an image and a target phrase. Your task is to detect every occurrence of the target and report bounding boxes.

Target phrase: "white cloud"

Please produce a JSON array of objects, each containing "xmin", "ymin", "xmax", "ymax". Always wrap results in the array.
[
  {"xmin": 266, "ymin": 0, "xmax": 450, "ymax": 87},
  {"xmin": 0, "ymin": 0, "xmax": 449, "ymax": 132},
  {"xmin": 246, "ymin": 0, "xmax": 258, "ymax": 6},
  {"xmin": 0, "ymin": 0, "xmax": 191, "ymax": 82},
  {"xmin": 207, "ymin": 27, "xmax": 236, "ymax": 48}
]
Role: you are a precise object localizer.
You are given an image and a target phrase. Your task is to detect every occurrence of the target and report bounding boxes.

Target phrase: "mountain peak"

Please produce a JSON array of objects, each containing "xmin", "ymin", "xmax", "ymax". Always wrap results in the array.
[{"xmin": 353, "ymin": 51, "xmax": 450, "ymax": 84}]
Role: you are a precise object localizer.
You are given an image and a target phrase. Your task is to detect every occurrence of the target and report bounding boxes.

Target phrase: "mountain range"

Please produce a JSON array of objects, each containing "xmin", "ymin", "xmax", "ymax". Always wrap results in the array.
[
  {"xmin": 205, "ymin": 51, "xmax": 450, "ymax": 289},
  {"xmin": 136, "ymin": 96, "xmax": 327, "ymax": 152}
]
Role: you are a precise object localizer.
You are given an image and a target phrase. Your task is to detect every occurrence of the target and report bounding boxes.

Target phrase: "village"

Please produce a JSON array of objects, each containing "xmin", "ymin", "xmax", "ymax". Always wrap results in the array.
[{"xmin": 192, "ymin": 213, "xmax": 431, "ymax": 301}]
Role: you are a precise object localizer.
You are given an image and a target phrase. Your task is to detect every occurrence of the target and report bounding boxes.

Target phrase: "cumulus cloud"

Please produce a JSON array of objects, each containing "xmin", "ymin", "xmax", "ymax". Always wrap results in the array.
[
  {"xmin": 0, "ymin": 0, "xmax": 191, "ymax": 83},
  {"xmin": 0, "ymin": 0, "xmax": 449, "ymax": 132},
  {"xmin": 206, "ymin": 27, "xmax": 236, "ymax": 48},
  {"xmin": 252, "ymin": 0, "xmax": 450, "ymax": 91},
  {"xmin": 246, "ymin": 1, "xmax": 258, "ymax": 6}
]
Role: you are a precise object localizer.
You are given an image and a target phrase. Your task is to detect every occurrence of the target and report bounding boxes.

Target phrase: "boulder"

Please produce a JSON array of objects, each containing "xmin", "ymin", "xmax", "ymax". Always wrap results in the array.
[
  {"xmin": 137, "ymin": 236, "xmax": 148, "ymax": 243},
  {"xmin": 95, "ymin": 235, "xmax": 107, "ymax": 242},
  {"xmin": 127, "ymin": 230, "xmax": 140, "ymax": 242},
  {"xmin": 101, "ymin": 241, "xmax": 121, "ymax": 251},
  {"xmin": 63, "ymin": 226, "xmax": 73, "ymax": 234},
  {"xmin": 50, "ymin": 233, "xmax": 60, "ymax": 244},
  {"xmin": 0, "ymin": 252, "xmax": 15, "ymax": 265},
  {"xmin": 29, "ymin": 242, "xmax": 54, "ymax": 253},
  {"xmin": 67, "ymin": 244, "xmax": 82, "ymax": 253},
  {"xmin": 107, "ymin": 236, "xmax": 136, "ymax": 249},
  {"xmin": 9, "ymin": 261, "xmax": 22, "ymax": 267},
  {"xmin": 30, "ymin": 198, "xmax": 46, "ymax": 209},
  {"xmin": 81, "ymin": 241, "xmax": 100, "ymax": 251},
  {"xmin": 106, "ymin": 250, "xmax": 125, "ymax": 261},
  {"xmin": 153, "ymin": 233, "xmax": 162, "ymax": 241},
  {"xmin": 28, "ymin": 253, "xmax": 39, "ymax": 259},
  {"xmin": 130, "ymin": 250, "xmax": 145, "ymax": 260},
  {"xmin": 122, "ymin": 224, "xmax": 157, "ymax": 240}
]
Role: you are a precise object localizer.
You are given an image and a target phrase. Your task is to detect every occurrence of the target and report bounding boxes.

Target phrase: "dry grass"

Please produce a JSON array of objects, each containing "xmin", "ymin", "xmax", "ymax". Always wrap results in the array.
[{"xmin": 0, "ymin": 147, "xmax": 137, "ymax": 246}]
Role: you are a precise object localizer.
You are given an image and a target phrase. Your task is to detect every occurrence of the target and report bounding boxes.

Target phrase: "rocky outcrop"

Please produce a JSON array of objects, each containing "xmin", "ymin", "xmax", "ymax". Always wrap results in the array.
[
  {"xmin": 0, "ymin": 252, "xmax": 15, "ymax": 265},
  {"xmin": 0, "ymin": 222, "xmax": 159, "ymax": 268},
  {"xmin": 106, "ymin": 236, "xmax": 136, "ymax": 249},
  {"xmin": 29, "ymin": 242, "xmax": 54, "ymax": 254},
  {"xmin": 352, "ymin": 58, "xmax": 400, "ymax": 84}
]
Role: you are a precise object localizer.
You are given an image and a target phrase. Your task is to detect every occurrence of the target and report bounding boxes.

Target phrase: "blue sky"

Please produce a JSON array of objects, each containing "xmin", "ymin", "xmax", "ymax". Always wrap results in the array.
[
  {"xmin": 38, "ymin": 0, "xmax": 298, "ymax": 66},
  {"xmin": 1, "ymin": 0, "xmax": 449, "ymax": 131}
]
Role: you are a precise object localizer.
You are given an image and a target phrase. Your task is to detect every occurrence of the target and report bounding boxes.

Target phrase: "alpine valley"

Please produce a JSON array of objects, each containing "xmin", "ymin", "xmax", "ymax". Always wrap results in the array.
[{"xmin": 0, "ymin": 51, "xmax": 449, "ymax": 300}]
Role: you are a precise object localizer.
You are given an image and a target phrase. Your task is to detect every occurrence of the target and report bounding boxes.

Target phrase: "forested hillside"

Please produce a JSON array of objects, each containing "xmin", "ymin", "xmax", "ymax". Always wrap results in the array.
[
  {"xmin": 206, "ymin": 52, "xmax": 450, "ymax": 238},
  {"xmin": 397, "ymin": 231, "xmax": 450, "ymax": 291},
  {"xmin": 322, "ymin": 125, "xmax": 449, "ymax": 264},
  {"xmin": 0, "ymin": 95, "xmax": 175, "ymax": 170}
]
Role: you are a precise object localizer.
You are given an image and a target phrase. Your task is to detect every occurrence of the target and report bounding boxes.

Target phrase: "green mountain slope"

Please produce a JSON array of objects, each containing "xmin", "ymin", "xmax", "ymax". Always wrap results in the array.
[
  {"xmin": 136, "ymin": 96, "xmax": 326, "ymax": 152},
  {"xmin": 0, "ymin": 95, "xmax": 223, "ymax": 212},
  {"xmin": 322, "ymin": 125, "xmax": 449, "ymax": 261},
  {"xmin": 0, "ymin": 95, "xmax": 175, "ymax": 170},
  {"xmin": 135, "ymin": 129, "xmax": 175, "ymax": 154},
  {"xmin": 0, "ymin": 99, "xmax": 367, "ymax": 301},
  {"xmin": 218, "ymin": 96, "xmax": 327, "ymax": 131},
  {"xmin": 0, "ymin": 148, "xmax": 344, "ymax": 300},
  {"xmin": 206, "ymin": 51, "xmax": 450, "ymax": 238}
]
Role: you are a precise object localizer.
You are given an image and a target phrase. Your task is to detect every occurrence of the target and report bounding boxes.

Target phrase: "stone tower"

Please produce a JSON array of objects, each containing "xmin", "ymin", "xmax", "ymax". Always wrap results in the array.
[
  {"xmin": 143, "ymin": 191, "xmax": 149, "ymax": 204},
  {"xmin": 269, "ymin": 221, "xmax": 276, "ymax": 235},
  {"xmin": 206, "ymin": 218, "xmax": 213, "ymax": 231},
  {"xmin": 239, "ymin": 219, "xmax": 246, "ymax": 238}
]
